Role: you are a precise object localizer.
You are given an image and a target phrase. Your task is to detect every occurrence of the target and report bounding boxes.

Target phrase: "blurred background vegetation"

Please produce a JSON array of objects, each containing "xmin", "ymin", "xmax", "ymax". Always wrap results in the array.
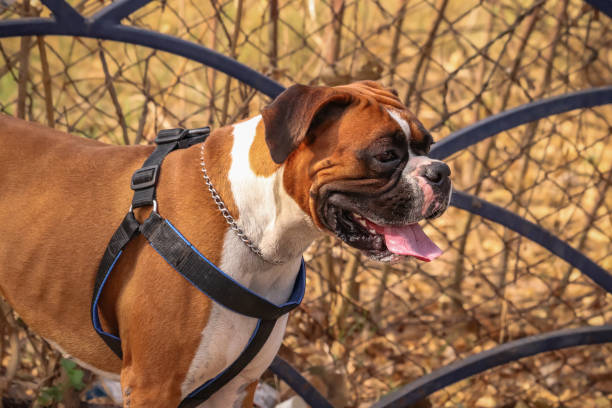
[{"xmin": 0, "ymin": 0, "xmax": 611, "ymax": 407}]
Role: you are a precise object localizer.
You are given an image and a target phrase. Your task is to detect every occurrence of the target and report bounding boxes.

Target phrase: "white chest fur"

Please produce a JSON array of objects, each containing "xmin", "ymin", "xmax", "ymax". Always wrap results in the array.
[{"xmin": 180, "ymin": 116, "xmax": 318, "ymax": 406}]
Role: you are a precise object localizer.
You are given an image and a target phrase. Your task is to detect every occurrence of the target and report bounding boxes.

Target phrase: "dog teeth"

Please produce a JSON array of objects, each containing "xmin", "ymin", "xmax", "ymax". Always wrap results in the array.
[
  {"xmin": 352, "ymin": 213, "xmax": 367, "ymax": 227},
  {"xmin": 352, "ymin": 212, "xmax": 376, "ymax": 232}
]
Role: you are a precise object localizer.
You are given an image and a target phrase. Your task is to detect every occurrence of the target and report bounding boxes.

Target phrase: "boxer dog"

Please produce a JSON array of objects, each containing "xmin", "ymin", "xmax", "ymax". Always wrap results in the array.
[{"xmin": 0, "ymin": 81, "xmax": 451, "ymax": 407}]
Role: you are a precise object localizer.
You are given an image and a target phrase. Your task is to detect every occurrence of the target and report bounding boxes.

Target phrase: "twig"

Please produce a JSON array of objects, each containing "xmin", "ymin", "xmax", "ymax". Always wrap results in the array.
[
  {"xmin": 208, "ymin": 0, "xmax": 233, "ymax": 48},
  {"xmin": 321, "ymin": 237, "xmax": 338, "ymax": 314},
  {"xmin": 98, "ymin": 44, "xmax": 130, "ymax": 145},
  {"xmin": 388, "ymin": 1, "xmax": 407, "ymax": 87},
  {"xmin": 269, "ymin": 0, "xmax": 279, "ymax": 74},
  {"xmin": 220, "ymin": 0, "xmax": 244, "ymax": 125},
  {"xmin": 227, "ymin": 87, "xmax": 258, "ymax": 124},
  {"xmin": 0, "ymin": 302, "xmax": 21, "ymax": 395},
  {"xmin": 207, "ymin": 16, "xmax": 219, "ymax": 126},
  {"xmin": 373, "ymin": 264, "xmax": 391, "ymax": 318},
  {"xmin": 135, "ymin": 55, "xmax": 152, "ymax": 145},
  {"xmin": 0, "ymin": 48, "xmax": 18, "ymax": 80},
  {"xmin": 403, "ymin": 0, "xmax": 449, "ymax": 106},
  {"xmin": 37, "ymin": 36, "xmax": 54, "ymax": 127},
  {"xmin": 16, "ymin": 0, "xmax": 32, "ymax": 119},
  {"xmin": 327, "ymin": 0, "xmax": 345, "ymax": 66},
  {"xmin": 449, "ymin": 2, "xmax": 543, "ymax": 315},
  {"xmin": 330, "ymin": 249, "xmax": 361, "ymax": 333}
]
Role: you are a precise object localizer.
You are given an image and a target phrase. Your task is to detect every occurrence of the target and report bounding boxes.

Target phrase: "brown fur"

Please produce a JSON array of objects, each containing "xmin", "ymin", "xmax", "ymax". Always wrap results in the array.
[
  {"xmin": 0, "ymin": 114, "xmax": 239, "ymax": 406},
  {"xmin": 202, "ymin": 124, "xmax": 240, "ymax": 218},
  {"xmin": 249, "ymin": 120, "xmax": 281, "ymax": 177}
]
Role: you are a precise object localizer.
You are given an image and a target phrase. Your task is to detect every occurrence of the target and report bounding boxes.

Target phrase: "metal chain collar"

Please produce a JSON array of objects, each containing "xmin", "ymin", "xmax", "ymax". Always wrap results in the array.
[{"xmin": 199, "ymin": 143, "xmax": 283, "ymax": 264}]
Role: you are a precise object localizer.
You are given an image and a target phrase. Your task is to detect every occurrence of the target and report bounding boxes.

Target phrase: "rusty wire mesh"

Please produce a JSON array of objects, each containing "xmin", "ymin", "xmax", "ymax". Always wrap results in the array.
[{"xmin": 1, "ymin": 0, "xmax": 611, "ymax": 407}]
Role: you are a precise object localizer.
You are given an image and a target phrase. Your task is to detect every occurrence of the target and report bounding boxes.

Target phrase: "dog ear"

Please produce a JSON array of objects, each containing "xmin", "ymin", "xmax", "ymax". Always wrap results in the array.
[{"xmin": 262, "ymin": 84, "xmax": 352, "ymax": 164}]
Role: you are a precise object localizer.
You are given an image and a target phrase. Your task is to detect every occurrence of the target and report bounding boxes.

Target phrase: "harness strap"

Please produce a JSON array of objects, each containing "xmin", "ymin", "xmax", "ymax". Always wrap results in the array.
[
  {"xmin": 141, "ymin": 212, "xmax": 305, "ymax": 320},
  {"xmin": 131, "ymin": 128, "xmax": 209, "ymax": 209},
  {"xmin": 178, "ymin": 319, "xmax": 277, "ymax": 408},
  {"xmin": 91, "ymin": 212, "xmax": 140, "ymax": 358},
  {"xmin": 91, "ymin": 126, "xmax": 305, "ymax": 406}
]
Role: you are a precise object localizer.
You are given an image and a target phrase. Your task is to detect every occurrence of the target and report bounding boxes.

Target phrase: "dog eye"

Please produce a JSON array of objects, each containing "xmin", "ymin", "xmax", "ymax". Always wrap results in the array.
[{"xmin": 374, "ymin": 150, "xmax": 398, "ymax": 163}]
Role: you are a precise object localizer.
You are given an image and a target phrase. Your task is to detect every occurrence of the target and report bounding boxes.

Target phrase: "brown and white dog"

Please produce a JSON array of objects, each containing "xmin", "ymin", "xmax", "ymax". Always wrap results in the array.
[{"xmin": 0, "ymin": 81, "xmax": 451, "ymax": 407}]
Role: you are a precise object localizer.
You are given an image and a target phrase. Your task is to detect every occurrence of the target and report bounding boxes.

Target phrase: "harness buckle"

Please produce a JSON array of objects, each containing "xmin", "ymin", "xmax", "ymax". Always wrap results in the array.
[
  {"xmin": 154, "ymin": 127, "xmax": 211, "ymax": 148},
  {"xmin": 155, "ymin": 128, "xmax": 187, "ymax": 144},
  {"xmin": 178, "ymin": 127, "xmax": 211, "ymax": 149},
  {"xmin": 131, "ymin": 165, "xmax": 159, "ymax": 190}
]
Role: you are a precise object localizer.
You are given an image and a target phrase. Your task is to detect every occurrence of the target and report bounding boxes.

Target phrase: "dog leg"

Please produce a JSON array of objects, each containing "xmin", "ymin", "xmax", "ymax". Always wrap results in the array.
[
  {"xmin": 185, "ymin": 376, "xmax": 259, "ymax": 408},
  {"xmin": 119, "ymin": 363, "xmax": 183, "ymax": 407},
  {"xmin": 119, "ymin": 366, "xmax": 258, "ymax": 408},
  {"xmin": 105, "ymin": 240, "xmax": 215, "ymax": 408}
]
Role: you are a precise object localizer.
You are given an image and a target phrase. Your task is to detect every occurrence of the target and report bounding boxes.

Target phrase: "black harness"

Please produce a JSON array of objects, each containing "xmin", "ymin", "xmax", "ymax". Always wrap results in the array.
[{"xmin": 91, "ymin": 127, "xmax": 305, "ymax": 407}]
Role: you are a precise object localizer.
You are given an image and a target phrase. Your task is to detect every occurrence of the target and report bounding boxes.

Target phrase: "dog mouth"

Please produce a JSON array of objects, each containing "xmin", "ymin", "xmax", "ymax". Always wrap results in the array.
[{"xmin": 322, "ymin": 203, "xmax": 442, "ymax": 263}]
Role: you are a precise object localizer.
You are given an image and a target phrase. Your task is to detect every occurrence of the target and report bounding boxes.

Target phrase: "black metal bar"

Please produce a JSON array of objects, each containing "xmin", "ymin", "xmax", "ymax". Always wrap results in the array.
[
  {"xmin": 40, "ymin": 0, "xmax": 84, "ymax": 26},
  {"xmin": 584, "ymin": 0, "xmax": 612, "ymax": 18},
  {"xmin": 450, "ymin": 190, "xmax": 612, "ymax": 293},
  {"xmin": 107, "ymin": 25, "xmax": 285, "ymax": 98},
  {"xmin": 430, "ymin": 87, "xmax": 612, "ymax": 160},
  {"xmin": 0, "ymin": 19, "xmax": 285, "ymax": 100},
  {"xmin": 372, "ymin": 325, "xmax": 612, "ymax": 408},
  {"xmin": 269, "ymin": 357, "xmax": 334, "ymax": 408}
]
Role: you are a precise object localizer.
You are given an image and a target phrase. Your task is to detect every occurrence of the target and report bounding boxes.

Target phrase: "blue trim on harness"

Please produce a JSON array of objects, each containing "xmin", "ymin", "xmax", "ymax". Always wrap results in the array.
[
  {"xmin": 163, "ymin": 220, "xmax": 306, "ymax": 309},
  {"xmin": 93, "ymin": 236, "xmax": 305, "ymax": 337},
  {"xmin": 92, "ymin": 250, "xmax": 123, "ymax": 341}
]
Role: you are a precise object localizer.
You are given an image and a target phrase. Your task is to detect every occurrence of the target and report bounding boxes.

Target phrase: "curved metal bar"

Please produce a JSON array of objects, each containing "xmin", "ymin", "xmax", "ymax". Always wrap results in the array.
[
  {"xmin": 40, "ymin": 0, "xmax": 84, "ymax": 25},
  {"xmin": 370, "ymin": 189, "xmax": 612, "ymax": 408},
  {"xmin": 584, "ymin": 0, "xmax": 612, "ymax": 18},
  {"xmin": 269, "ymin": 357, "xmax": 334, "ymax": 408},
  {"xmin": 0, "ymin": 17, "xmax": 285, "ymax": 100},
  {"xmin": 450, "ymin": 190, "xmax": 612, "ymax": 293},
  {"xmin": 430, "ymin": 87, "xmax": 612, "ymax": 160},
  {"xmin": 372, "ymin": 325, "xmax": 612, "ymax": 408}
]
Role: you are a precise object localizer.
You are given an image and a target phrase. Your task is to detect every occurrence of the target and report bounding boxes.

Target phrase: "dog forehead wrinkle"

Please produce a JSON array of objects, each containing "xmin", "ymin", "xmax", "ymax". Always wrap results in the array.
[{"xmin": 385, "ymin": 108, "xmax": 411, "ymax": 142}]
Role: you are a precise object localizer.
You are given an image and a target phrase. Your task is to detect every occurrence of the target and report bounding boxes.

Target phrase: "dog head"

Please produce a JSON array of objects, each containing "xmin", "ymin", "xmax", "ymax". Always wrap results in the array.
[{"xmin": 262, "ymin": 81, "xmax": 451, "ymax": 262}]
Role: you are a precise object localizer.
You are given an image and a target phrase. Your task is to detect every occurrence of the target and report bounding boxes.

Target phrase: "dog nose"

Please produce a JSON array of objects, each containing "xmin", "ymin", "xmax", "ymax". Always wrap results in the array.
[{"xmin": 423, "ymin": 162, "xmax": 450, "ymax": 184}]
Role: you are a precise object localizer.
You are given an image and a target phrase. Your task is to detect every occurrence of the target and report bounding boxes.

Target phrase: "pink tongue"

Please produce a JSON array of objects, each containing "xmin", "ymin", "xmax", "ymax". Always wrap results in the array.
[{"xmin": 366, "ymin": 220, "xmax": 442, "ymax": 262}]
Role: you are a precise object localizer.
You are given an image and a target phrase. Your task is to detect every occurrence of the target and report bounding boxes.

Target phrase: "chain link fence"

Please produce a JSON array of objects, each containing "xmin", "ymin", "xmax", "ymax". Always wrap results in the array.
[{"xmin": 1, "ymin": 0, "xmax": 611, "ymax": 407}]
